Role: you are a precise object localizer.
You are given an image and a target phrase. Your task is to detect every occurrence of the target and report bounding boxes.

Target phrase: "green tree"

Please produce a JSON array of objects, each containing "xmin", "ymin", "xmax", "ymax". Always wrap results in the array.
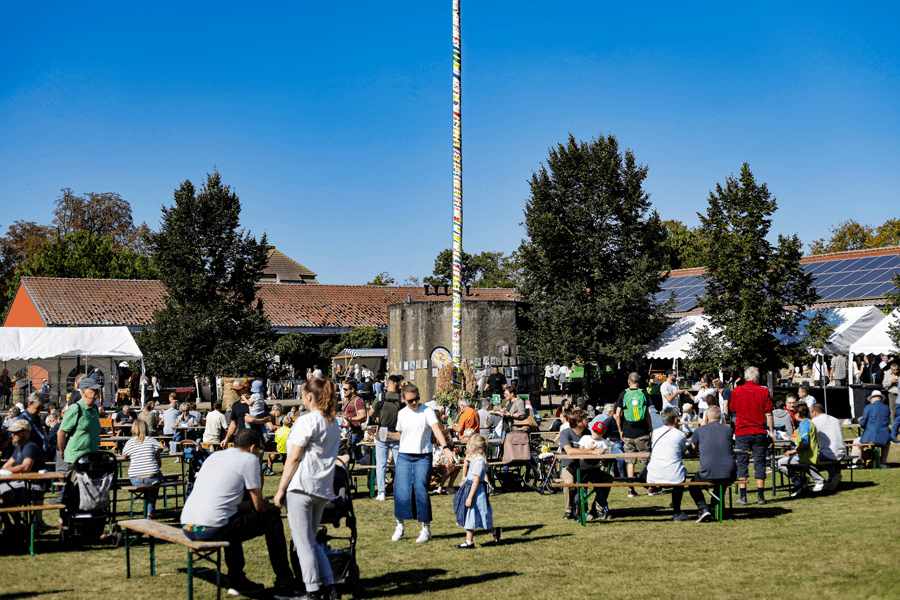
[
  {"xmin": 423, "ymin": 249, "xmax": 478, "ymax": 288},
  {"xmin": 0, "ymin": 220, "xmax": 54, "ymax": 300},
  {"xmin": 52, "ymin": 188, "xmax": 150, "ymax": 252},
  {"xmin": 698, "ymin": 163, "xmax": 819, "ymax": 374},
  {"xmin": 685, "ymin": 326, "xmax": 728, "ymax": 376},
  {"xmin": 272, "ymin": 331, "xmax": 320, "ymax": 374},
  {"xmin": 517, "ymin": 133, "xmax": 671, "ymax": 384},
  {"xmin": 367, "ymin": 272, "xmax": 396, "ymax": 286},
  {"xmin": 423, "ymin": 248, "xmax": 518, "ymax": 288},
  {"xmin": 135, "ymin": 169, "xmax": 275, "ymax": 386},
  {"xmin": 871, "ymin": 219, "xmax": 900, "ymax": 249},
  {"xmin": 340, "ymin": 326, "xmax": 386, "ymax": 349},
  {"xmin": 808, "ymin": 220, "xmax": 874, "ymax": 255},
  {"xmin": 884, "ymin": 271, "xmax": 900, "ymax": 353},
  {"xmin": 662, "ymin": 219, "xmax": 708, "ymax": 270}
]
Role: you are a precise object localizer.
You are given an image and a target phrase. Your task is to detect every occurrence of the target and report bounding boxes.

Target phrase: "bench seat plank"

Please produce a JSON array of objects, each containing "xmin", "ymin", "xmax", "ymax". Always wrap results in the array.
[{"xmin": 119, "ymin": 519, "xmax": 228, "ymax": 551}]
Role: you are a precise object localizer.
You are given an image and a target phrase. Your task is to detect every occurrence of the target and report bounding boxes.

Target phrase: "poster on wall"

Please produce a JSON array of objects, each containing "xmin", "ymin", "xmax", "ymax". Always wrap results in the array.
[
  {"xmin": 409, "ymin": 370, "xmax": 415, "ymax": 381},
  {"xmin": 432, "ymin": 368, "xmax": 439, "ymax": 378},
  {"xmin": 422, "ymin": 359, "xmax": 428, "ymax": 369},
  {"xmin": 403, "ymin": 361, "xmax": 409, "ymax": 371},
  {"xmin": 474, "ymin": 358, "xmax": 482, "ymax": 368},
  {"xmin": 504, "ymin": 367, "xmax": 512, "ymax": 379},
  {"xmin": 431, "ymin": 347, "xmax": 452, "ymax": 370}
]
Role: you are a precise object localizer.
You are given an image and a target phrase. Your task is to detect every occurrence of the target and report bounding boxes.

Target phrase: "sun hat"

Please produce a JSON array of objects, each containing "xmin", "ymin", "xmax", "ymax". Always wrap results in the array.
[
  {"xmin": 250, "ymin": 380, "xmax": 265, "ymax": 394},
  {"xmin": 683, "ymin": 403, "xmax": 693, "ymax": 412},
  {"xmin": 869, "ymin": 390, "xmax": 884, "ymax": 399},
  {"xmin": 7, "ymin": 419, "xmax": 31, "ymax": 433}
]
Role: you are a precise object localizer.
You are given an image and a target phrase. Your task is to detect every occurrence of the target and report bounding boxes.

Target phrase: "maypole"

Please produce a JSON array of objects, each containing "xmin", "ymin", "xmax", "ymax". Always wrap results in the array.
[{"xmin": 451, "ymin": 0, "xmax": 463, "ymax": 368}]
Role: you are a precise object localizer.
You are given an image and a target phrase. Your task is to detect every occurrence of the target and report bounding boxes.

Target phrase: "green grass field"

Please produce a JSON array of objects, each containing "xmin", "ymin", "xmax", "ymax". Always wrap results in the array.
[{"xmin": 1, "ymin": 453, "xmax": 899, "ymax": 600}]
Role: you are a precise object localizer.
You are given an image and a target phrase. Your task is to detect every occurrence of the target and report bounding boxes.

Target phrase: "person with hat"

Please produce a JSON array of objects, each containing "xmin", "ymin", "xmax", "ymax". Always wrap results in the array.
[
  {"xmin": 220, "ymin": 379, "xmax": 271, "ymax": 449},
  {"xmin": 558, "ymin": 408, "xmax": 614, "ymax": 521},
  {"xmin": 56, "ymin": 374, "xmax": 102, "ymax": 475},
  {"xmin": 0, "ymin": 418, "xmax": 51, "ymax": 530},
  {"xmin": 850, "ymin": 390, "xmax": 891, "ymax": 467}
]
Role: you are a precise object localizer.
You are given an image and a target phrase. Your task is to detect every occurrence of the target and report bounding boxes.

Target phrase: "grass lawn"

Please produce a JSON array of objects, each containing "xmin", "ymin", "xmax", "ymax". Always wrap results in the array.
[{"xmin": 2, "ymin": 453, "xmax": 899, "ymax": 600}]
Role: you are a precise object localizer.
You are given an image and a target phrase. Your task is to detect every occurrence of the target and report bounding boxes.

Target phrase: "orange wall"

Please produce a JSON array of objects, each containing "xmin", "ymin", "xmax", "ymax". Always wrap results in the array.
[{"xmin": 3, "ymin": 286, "xmax": 45, "ymax": 327}]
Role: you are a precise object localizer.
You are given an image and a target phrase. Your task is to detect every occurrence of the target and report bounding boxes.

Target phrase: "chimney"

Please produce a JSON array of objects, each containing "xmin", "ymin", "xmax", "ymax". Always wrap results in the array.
[{"xmin": 423, "ymin": 284, "xmax": 430, "ymax": 296}]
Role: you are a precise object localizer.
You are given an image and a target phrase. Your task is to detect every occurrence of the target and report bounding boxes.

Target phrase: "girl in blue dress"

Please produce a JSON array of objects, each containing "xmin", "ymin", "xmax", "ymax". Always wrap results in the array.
[{"xmin": 454, "ymin": 434, "xmax": 501, "ymax": 548}]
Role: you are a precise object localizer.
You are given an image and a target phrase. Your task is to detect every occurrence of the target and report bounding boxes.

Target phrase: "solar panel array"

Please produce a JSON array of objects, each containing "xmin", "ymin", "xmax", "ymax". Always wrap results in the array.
[{"xmin": 658, "ymin": 253, "xmax": 900, "ymax": 312}]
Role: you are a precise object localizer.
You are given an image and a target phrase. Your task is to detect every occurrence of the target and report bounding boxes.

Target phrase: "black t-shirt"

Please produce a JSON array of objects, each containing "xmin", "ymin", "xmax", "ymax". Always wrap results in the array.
[
  {"xmin": 691, "ymin": 421, "xmax": 736, "ymax": 480},
  {"xmin": 115, "ymin": 411, "xmax": 134, "ymax": 424},
  {"xmin": 487, "ymin": 373, "xmax": 507, "ymax": 394},
  {"xmin": 14, "ymin": 439, "xmax": 46, "ymax": 473},
  {"xmin": 373, "ymin": 392, "xmax": 402, "ymax": 432},
  {"xmin": 229, "ymin": 401, "xmax": 250, "ymax": 432},
  {"xmin": 616, "ymin": 389, "xmax": 651, "ymax": 439}
]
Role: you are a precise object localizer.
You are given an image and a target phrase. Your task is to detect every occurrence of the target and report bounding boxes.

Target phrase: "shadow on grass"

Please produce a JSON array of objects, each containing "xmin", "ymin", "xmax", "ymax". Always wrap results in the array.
[
  {"xmin": 0, "ymin": 593, "xmax": 75, "ymax": 599},
  {"xmin": 429, "ymin": 523, "xmax": 546, "ymax": 540},
  {"xmin": 729, "ymin": 505, "xmax": 792, "ymax": 520},
  {"xmin": 356, "ymin": 567, "xmax": 518, "ymax": 597}
]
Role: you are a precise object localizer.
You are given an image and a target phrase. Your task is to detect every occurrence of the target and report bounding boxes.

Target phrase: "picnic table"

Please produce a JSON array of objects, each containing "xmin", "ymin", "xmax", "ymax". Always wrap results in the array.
[{"xmin": 0, "ymin": 471, "xmax": 66, "ymax": 555}]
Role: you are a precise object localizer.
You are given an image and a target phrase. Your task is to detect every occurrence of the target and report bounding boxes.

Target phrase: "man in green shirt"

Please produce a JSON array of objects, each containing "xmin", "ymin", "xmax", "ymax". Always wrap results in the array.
[{"xmin": 57, "ymin": 374, "xmax": 102, "ymax": 474}]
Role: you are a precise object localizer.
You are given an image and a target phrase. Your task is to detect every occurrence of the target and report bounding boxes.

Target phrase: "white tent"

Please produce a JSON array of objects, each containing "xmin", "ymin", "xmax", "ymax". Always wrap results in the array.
[
  {"xmin": 774, "ymin": 307, "xmax": 887, "ymax": 355},
  {"xmin": 849, "ymin": 309, "xmax": 899, "ymax": 356},
  {"xmin": 0, "ymin": 326, "xmax": 143, "ymax": 407},
  {"xmin": 647, "ymin": 315, "xmax": 720, "ymax": 361}
]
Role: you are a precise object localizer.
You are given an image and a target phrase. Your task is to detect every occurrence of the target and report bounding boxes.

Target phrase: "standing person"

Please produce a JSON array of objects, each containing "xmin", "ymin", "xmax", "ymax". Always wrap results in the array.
[
  {"xmin": 687, "ymin": 406, "xmax": 736, "ymax": 522},
  {"xmin": 483, "ymin": 366, "xmax": 507, "ymax": 399},
  {"xmin": 311, "ymin": 364, "xmax": 323, "ymax": 379},
  {"xmin": 646, "ymin": 407, "xmax": 692, "ymax": 521},
  {"xmin": 273, "ymin": 378, "xmax": 340, "ymax": 600},
  {"xmin": 498, "ymin": 384, "xmax": 527, "ymax": 426},
  {"xmin": 384, "ymin": 384, "xmax": 455, "ymax": 543},
  {"xmin": 830, "ymin": 354, "xmax": 848, "ymax": 387},
  {"xmin": 66, "ymin": 374, "xmax": 86, "ymax": 407},
  {"xmin": 660, "ymin": 370, "xmax": 686, "ymax": 413},
  {"xmin": 122, "ymin": 420, "xmax": 162, "ymax": 518},
  {"xmin": 181, "ymin": 429, "xmax": 295, "ymax": 598},
  {"xmin": 713, "ymin": 379, "xmax": 731, "ymax": 422},
  {"xmin": 730, "ymin": 366, "xmax": 775, "ymax": 506},
  {"xmin": 221, "ymin": 381, "xmax": 271, "ymax": 449},
  {"xmin": 882, "ymin": 361, "xmax": 899, "ymax": 435},
  {"xmin": 57, "ymin": 374, "xmax": 102, "ymax": 475},
  {"xmin": 371, "ymin": 375, "xmax": 404, "ymax": 501},
  {"xmin": 341, "ymin": 382, "xmax": 367, "ymax": 461},
  {"xmin": 161, "ymin": 395, "xmax": 180, "ymax": 454},
  {"xmin": 453, "ymin": 434, "xmax": 500, "ymax": 548},
  {"xmin": 613, "ymin": 372, "xmax": 654, "ymax": 498}
]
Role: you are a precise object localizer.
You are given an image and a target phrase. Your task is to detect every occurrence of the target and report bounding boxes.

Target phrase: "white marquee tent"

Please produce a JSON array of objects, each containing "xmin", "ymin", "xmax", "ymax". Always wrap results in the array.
[
  {"xmin": 0, "ymin": 326, "xmax": 143, "ymax": 407},
  {"xmin": 774, "ymin": 306, "xmax": 887, "ymax": 355},
  {"xmin": 849, "ymin": 309, "xmax": 899, "ymax": 356},
  {"xmin": 647, "ymin": 315, "xmax": 720, "ymax": 361}
]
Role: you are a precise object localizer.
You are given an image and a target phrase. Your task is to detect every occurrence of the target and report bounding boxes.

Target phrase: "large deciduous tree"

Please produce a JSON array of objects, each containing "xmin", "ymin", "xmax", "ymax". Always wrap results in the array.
[
  {"xmin": 53, "ymin": 188, "xmax": 150, "ymax": 252},
  {"xmin": 809, "ymin": 218, "xmax": 900, "ymax": 255},
  {"xmin": 662, "ymin": 219, "xmax": 708, "ymax": 270},
  {"xmin": 424, "ymin": 248, "xmax": 519, "ymax": 288},
  {"xmin": 696, "ymin": 163, "xmax": 819, "ymax": 374},
  {"xmin": 517, "ymin": 133, "xmax": 671, "ymax": 379},
  {"xmin": 136, "ymin": 169, "xmax": 274, "ymax": 386}
]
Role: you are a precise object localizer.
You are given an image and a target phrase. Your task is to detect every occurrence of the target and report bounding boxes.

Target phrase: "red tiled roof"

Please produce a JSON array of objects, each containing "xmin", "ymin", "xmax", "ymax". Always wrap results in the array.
[
  {"xmin": 13, "ymin": 277, "xmax": 517, "ymax": 330},
  {"xmin": 262, "ymin": 248, "xmax": 318, "ymax": 283}
]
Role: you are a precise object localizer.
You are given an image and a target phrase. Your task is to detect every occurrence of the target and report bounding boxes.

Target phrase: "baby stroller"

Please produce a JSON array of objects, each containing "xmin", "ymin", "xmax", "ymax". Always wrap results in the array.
[
  {"xmin": 58, "ymin": 450, "xmax": 119, "ymax": 546},
  {"xmin": 290, "ymin": 463, "xmax": 359, "ymax": 598},
  {"xmin": 182, "ymin": 443, "xmax": 211, "ymax": 496}
]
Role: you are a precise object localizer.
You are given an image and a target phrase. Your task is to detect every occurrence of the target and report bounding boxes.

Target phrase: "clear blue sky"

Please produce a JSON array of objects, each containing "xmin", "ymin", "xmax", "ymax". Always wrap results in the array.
[{"xmin": 2, "ymin": 1, "xmax": 897, "ymax": 285}]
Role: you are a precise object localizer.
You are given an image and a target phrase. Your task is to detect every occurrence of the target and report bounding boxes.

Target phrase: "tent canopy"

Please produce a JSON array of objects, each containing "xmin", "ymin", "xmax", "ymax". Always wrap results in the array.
[
  {"xmin": 647, "ymin": 315, "xmax": 719, "ymax": 360},
  {"xmin": 849, "ymin": 309, "xmax": 899, "ymax": 356},
  {"xmin": 774, "ymin": 307, "xmax": 887, "ymax": 355}
]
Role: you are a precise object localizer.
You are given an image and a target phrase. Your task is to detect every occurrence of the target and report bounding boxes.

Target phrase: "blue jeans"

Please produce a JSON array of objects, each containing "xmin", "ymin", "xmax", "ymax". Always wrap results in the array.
[
  {"xmin": 130, "ymin": 473, "xmax": 163, "ymax": 515},
  {"xmin": 608, "ymin": 439, "xmax": 625, "ymax": 478},
  {"xmin": 394, "ymin": 453, "xmax": 432, "ymax": 523},
  {"xmin": 374, "ymin": 438, "xmax": 399, "ymax": 495},
  {"xmin": 892, "ymin": 403, "xmax": 900, "ymax": 440}
]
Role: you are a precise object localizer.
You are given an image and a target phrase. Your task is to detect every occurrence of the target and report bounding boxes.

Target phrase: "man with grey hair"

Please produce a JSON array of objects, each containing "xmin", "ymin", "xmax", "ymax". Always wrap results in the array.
[
  {"xmin": 614, "ymin": 372, "xmax": 653, "ymax": 497},
  {"xmin": 452, "ymin": 396, "xmax": 480, "ymax": 437},
  {"xmin": 730, "ymin": 366, "xmax": 774, "ymax": 505},
  {"xmin": 16, "ymin": 392, "xmax": 46, "ymax": 447},
  {"xmin": 688, "ymin": 406, "xmax": 737, "ymax": 521}
]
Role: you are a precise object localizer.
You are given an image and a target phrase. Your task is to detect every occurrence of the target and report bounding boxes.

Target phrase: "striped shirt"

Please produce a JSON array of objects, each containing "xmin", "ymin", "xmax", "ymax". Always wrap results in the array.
[{"xmin": 123, "ymin": 436, "xmax": 161, "ymax": 478}]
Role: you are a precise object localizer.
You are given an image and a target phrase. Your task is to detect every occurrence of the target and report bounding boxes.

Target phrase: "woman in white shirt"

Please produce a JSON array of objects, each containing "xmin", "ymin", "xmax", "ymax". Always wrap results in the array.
[
  {"xmin": 385, "ymin": 383, "xmax": 455, "ymax": 544},
  {"xmin": 122, "ymin": 420, "xmax": 162, "ymax": 518},
  {"xmin": 273, "ymin": 378, "xmax": 341, "ymax": 600}
]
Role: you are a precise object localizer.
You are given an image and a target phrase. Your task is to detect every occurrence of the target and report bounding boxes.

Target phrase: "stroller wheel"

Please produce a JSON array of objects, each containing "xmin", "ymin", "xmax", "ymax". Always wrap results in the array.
[{"xmin": 345, "ymin": 562, "xmax": 360, "ymax": 599}]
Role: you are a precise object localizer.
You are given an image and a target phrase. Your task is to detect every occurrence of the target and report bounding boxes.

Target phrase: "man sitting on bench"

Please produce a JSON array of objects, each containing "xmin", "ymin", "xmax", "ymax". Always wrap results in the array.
[
  {"xmin": 646, "ymin": 407, "xmax": 693, "ymax": 522},
  {"xmin": 688, "ymin": 406, "xmax": 736, "ymax": 522},
  {"xmin": 180, "ymin": 429, "xmax": 296, "ymax": 598},
  {"xmin": 0, "ymin": 419, "xmax": 48, "ymax": 529}
]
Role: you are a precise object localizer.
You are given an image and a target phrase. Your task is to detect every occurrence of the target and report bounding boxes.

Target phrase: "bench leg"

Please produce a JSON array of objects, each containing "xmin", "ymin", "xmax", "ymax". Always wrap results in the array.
[
  {"xmin": 150, "ymin": 537, "xmax": 156, "ymax": 577},
  {"xmin": 126, "ymin": 530, "xmax": 131, "ymax": 578},
  {"xmin": 216, "ymin": 547, "xmax": 222, "ymax": 600},
  {"xmin": 29, "ymin": 517, "xmax": 35, "ymax": 556},
  {"xmin": 187, "ymin": 548, "xmax": 193, "ymax": 600}
]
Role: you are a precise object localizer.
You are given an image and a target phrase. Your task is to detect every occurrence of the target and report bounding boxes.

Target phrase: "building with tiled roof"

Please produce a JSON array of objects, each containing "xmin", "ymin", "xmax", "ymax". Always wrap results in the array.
[
  {"xmin": 261, "ymin": 248, "xmax": 318, "ymax": 285},
  {"xmin": 3, "ymin": 276, "xmax": 518, "ymax": 335}
]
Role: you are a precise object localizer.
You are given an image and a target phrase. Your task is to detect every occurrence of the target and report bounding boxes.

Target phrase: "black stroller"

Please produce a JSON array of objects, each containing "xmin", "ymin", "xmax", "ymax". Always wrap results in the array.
[
  {"xmin": 58, "ymin": 450, "xmax": 119, "ymax": 546},
  {"xmin": 290, "ymin": 463, "xmax": 359, "ymax": 598}
]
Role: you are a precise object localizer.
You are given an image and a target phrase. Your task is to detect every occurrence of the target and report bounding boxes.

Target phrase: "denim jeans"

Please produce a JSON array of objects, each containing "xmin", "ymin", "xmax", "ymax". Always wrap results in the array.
[
  {"xmin": 129, "ymin": 473, "xmax": 163, "ymax": 515},
  {"xmin": 892, "ymin": 403, "xmax": 900, "ymax": 440},
  {"xmin": 374, "ymin": 438, "xmax": 399, "ymax": 495},
  {"xmin": 608, "ymin": 439, "xmax": 625, "ymax": 478},
  {"xmin": 394, "ymin": 453, "xmax": 432, "ymax": 523}
]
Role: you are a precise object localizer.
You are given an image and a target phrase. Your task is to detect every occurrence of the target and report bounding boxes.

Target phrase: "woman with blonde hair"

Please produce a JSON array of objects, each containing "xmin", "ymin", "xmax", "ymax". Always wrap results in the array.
[
  {"xmin": 122, "ymin": 419, "xmax": 162, "ymax": 518},
  {"xmin": 274, "ymin": 378, "xmax": 340, "ymax": 600}
]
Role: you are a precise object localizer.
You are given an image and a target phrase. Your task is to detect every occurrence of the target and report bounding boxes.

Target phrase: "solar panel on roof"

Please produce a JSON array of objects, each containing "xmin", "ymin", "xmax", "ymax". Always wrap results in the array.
[
  {"xmin": 852, "ymin": 256, "xmax": 880, "ymax": 270},
  {"xmin": 804, "ymin": 262, "xmax": 830, "ymax": 274},
  {"xmin": 872, "ymin": 281, "xmax": 897, "ymax": 296}
]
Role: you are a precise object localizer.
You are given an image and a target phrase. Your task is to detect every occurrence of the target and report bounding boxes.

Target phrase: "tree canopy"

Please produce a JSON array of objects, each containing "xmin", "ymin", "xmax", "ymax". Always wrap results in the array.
[
  {"xmin": 694, "ymin": 163, "xmax": 819, "ymax": 374},
  {"xmin": 136, "ymin": 169, "xmax": 274, "ymax": 384},
  {"xmin": 809, "ymin": 218, "xmax": 900, "ymax": 255},
  {"xmin": 661, "ymin": 220, "xmax": 708, "ymax": 270},
  {"xmin": 517, "ymin": 133, "xmax": 671, "ymax": 372},
  {"xmin": 367, "ymin": 272, "xmax": 396, "ymax": 286},
  {"xmin": 423, "ymin": 248, "xmax": 519, "ymax": 288}
]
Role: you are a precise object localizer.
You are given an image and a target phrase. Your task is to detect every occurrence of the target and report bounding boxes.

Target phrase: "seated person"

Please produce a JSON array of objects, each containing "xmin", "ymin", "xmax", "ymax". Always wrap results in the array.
[
  {"xmin": 646, "ymin": 407, "xmax": 692, "ymax": 521},
  {"xmin": 0, "ymin": 420, "xmax": 48, "ymax": 528},
  {"xmin": 202, "ymin": 402, "xmax": 228, "ymax": 445},
  {"xmin": 687, "ymin": 406, "xmax": 736, "ymax": 520},
  {"xmin": 115, "ymin": 405, "xmax": 135, "ymax": 425},
  {"xmin": 559, "ymin": 409, "xmax": 614, "ymax": 521},
  {"xmin": 172, "ymin": 402, "xmax": 201, "ymax": 452},
  {"xmin": 122, "ymin": 420, "xmax": 162, "ymax": 518},
  {"xmin": 772, "ymin": 398, "xmax": 794, "ymax": 441},
  {"xmin": 138, "ymin": 401, "xmax": 159, "ymax": 433},
  {"xmin": 850, "ymin": 390, "xmax": 891, "ymax": 467},
  {"xmin": 453, "ymin": 398, "xmax": 480, "ymax": 438},
  {"xmin": 810, "ymin": 403, "xmax": 845, "ymax": 490},
  {"xmin": 578, "ymin": 421, "xmax": 609, "ymax": 451},
  {"xmin": 680, "ymin": 403, "xmax": 697, "ymax": 437},
  {"xmin": 777, "ymin": 403, "xmax": 826, "ymax": 496},
  {"xmin": 431, "ymin": 424, "xmax": 462, "ymax": 494},
  {"xmin": 180, "ymin": 429, "xmax": 295, "ymax": 597}
]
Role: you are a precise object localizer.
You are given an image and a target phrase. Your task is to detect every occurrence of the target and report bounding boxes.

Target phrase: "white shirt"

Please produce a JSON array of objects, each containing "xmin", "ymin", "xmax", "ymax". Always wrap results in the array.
[
  {"xmin": 660, "ymin": 382, "xmax": 680, "ymax": 408},
  {"xmin": 812, "ymin": 413, "xmax": 846, "ymax": 461},
  {"xmin": 180, "ymin": 448, "xmax": 261, "ymax": 528},
  {"xmin": 287, "ymin": 410, "xmax": 340, "ymax": 499},
  {"xmin": 312, "ymin": 369, "xmax": 323, "ymax": 379},
  {"xmin": 695, "ymin": 388, "xmax": 717, "ymax": 410},
  {"xmin": 396, "ymin": 404, "xmax": 438, "ymax": 454},
  {"xmin": 646, "ymin": 426, "xmax": 687, "ymax": 484},
  {"xmin": 800, "ymin": 394, "xmax": 816, "ymax": 408},
  {"xmin": 202, "ymin": 410, "xmax": 227, "ymax": 443}
]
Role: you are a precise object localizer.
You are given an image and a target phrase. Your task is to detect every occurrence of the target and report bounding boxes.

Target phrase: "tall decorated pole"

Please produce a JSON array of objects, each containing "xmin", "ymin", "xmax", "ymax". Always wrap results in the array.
[{"xmin": 451, "ymin": 0, "xmax": 463, "ymax": 368}]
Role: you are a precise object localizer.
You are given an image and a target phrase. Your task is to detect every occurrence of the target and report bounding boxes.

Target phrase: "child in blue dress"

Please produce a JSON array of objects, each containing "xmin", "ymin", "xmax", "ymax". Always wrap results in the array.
[{"xmin": 454, "ymin": 434, "xmax": 501, "ymax": 548}]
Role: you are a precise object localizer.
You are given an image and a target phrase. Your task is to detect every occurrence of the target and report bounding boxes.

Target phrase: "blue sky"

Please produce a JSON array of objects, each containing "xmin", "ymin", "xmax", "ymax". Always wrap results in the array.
[{"xmin": 2, "ymin": 1, "xmax": 897, "ymax": 285}]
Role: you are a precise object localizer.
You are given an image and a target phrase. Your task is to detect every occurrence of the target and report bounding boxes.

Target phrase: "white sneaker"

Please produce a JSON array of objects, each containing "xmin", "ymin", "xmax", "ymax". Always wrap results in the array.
[
  {"xmin": 415, "ymin": 529, "xmax": 432, "ymax": 543},
  {"xmin": 812, "ymin": 481, "xmax": 825, "ymax": 493},
  {"xmin": 391, "ymin": 524, "xmax": 404, "ymax": 541},
  {"xmin": 376, "ymin": 493, "xmax": 386, "ymax": 502}
]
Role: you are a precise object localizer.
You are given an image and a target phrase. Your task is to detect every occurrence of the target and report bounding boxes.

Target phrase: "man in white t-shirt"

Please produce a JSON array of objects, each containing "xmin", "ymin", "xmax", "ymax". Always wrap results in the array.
[
  {"xmin": 646, "ymin": 407, "xmax": 693, "ymax": 522},
  {"xmin": 660, "ymin": 370, "xmax": 686, "ymax": 413},
  {"xmin": 180, "ymin": 429, "xmax": 295, "ymax": 597},
  {"xmin": 311, "ymin": 364, "xmax": 323, "ymax": 379},
  {"xmin": 810, "ymin": 403, "xmax": 845, "ymax": 491},
  {"xmin": 202, "ymin": 401, "xmax": 227, "ymax": 443}
]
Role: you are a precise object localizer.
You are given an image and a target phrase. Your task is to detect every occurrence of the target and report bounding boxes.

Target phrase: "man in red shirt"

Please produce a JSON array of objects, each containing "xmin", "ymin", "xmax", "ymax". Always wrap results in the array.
[{"xmin": 730, "ymin": 366, "xmax": 775, "ymax": 505}]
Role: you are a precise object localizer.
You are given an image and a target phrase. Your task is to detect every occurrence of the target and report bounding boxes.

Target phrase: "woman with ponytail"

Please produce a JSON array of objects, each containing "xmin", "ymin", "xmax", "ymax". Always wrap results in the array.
[{"xmin": 274, "ymin": 378, "xmax": 340, "ymax": 600}]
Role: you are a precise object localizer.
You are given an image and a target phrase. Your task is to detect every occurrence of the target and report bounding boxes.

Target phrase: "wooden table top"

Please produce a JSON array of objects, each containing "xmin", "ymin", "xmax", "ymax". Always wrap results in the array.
[{"xmin": 0, "ymin": 471, "xmax": 65, "ymax": 482}]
